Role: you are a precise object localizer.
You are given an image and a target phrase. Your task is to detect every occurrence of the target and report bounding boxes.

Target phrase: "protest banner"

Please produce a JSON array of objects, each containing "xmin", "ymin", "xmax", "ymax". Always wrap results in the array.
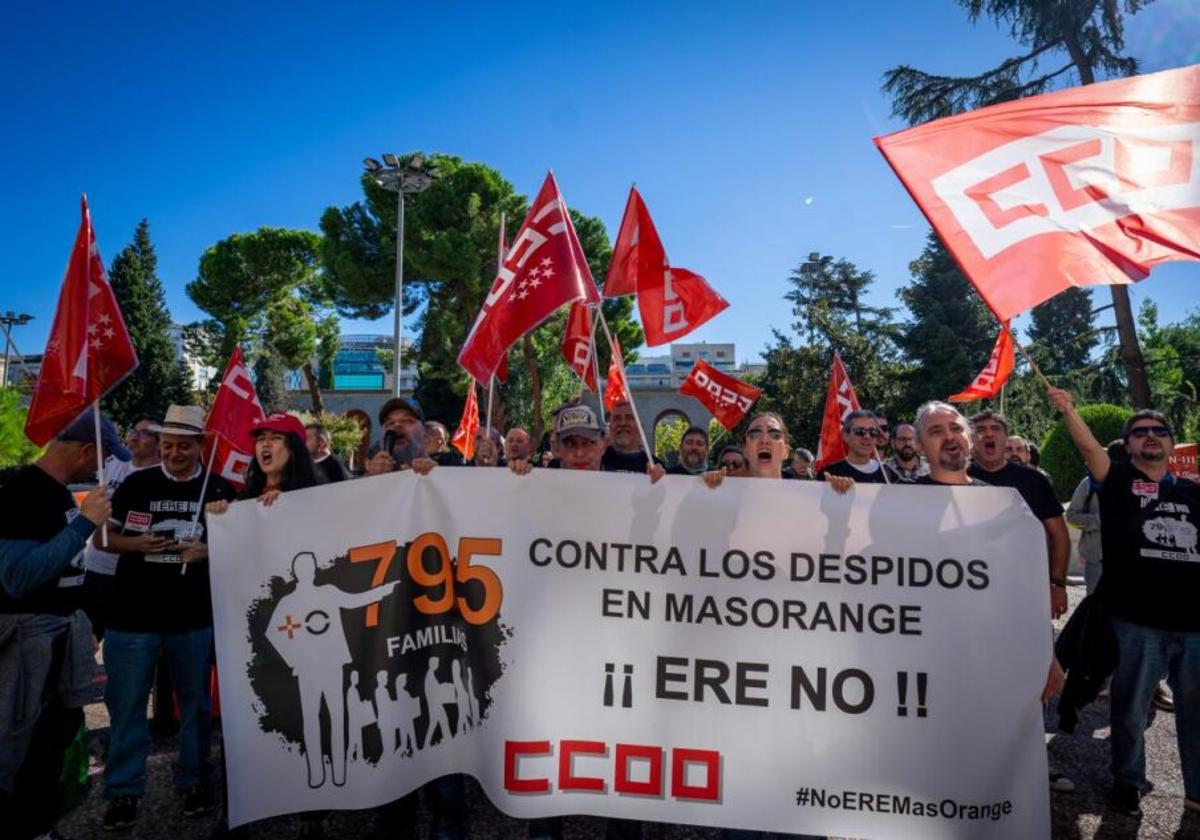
[{"xmin": 208, "ymin": 469, "xmax": 1051, "ymax": 838}]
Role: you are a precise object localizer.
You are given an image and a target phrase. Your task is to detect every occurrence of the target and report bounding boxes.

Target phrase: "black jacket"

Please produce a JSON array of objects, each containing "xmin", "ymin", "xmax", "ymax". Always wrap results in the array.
[{"xmin": 1054, "ymin": 587, "xmax": 1117, "ymax": 733}]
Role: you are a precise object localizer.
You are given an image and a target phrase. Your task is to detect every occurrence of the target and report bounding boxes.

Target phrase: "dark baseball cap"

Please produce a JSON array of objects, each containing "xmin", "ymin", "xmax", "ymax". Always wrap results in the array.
[
  {"xmin": 57, "ymin": 409, "xmax": 132, "ymax": 461},
  {"xmin": 378, "ymin": 397, "xmax": 424, "ymax": 424},
  {"xmin": 554, "ymin": 405, "xmax": 603, "ymax": 441}
]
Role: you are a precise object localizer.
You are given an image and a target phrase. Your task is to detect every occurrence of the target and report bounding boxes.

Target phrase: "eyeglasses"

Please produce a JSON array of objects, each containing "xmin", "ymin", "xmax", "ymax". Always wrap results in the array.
[
  {"xmin": 848, "ymin": 427, "xmax": 876, "ymax": 438},
  {"xmin": 746, "ymin": 428, "xmax": 784, "ymax": 441},
  {"xmin": 721, "ymin": 459, "xmax": 746, "ymax": 470},
  {"xmin": 1129, "ymin": 425, "xmax": 1173, "ymax": 439}
]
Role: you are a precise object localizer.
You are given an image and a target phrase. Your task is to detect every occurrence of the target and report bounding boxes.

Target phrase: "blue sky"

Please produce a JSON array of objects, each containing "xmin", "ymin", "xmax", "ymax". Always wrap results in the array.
[{"xmin": 2, "ymin": 0, "xmax": 1198, "ymax": 365}]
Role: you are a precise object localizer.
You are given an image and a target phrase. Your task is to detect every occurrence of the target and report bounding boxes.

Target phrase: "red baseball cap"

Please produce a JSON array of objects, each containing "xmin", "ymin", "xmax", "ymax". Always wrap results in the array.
[{"xmin": 250, "ymin": 413, "xmax": 308, "ymax": 441}]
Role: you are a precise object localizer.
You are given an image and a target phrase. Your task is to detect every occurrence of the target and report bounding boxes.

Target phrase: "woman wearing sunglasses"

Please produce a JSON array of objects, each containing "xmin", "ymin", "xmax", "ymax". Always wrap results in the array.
[{"xmin": 703, "ymin": 413, "xmax": 853, "ymax": 493}]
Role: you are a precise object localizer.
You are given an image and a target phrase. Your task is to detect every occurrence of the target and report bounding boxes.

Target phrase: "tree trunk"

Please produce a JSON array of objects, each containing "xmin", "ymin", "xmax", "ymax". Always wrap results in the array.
[
  {"xmin": 302, "ymin": 362, "xmax": 324, "ymax": 415},
  {"xmin": 523, "ymin": 334, "xmax": 544, "ymax": 445},
  {"xmin": 1061, "ymin": 28, "xmax": 1151, "ymax": 407}
]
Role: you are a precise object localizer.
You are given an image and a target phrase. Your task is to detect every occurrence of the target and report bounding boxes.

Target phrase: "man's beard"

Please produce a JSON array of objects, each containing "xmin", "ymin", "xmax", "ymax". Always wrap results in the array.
[
  {"xmin": 938, "ymin": 444, "xmax": 966, "ymax": 472},
  {"xmin": 898, "ymin": 446, "xmax": 917, "ymax": 462}
]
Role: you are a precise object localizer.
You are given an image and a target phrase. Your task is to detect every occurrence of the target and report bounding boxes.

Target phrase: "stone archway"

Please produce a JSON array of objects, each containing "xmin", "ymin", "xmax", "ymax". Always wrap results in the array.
[
  {"xmin": 345, "ymin": 409, "xmax": 371, "ymax": 473},
  {"xmin": 651, "ymin": 408, "xmax": 692, "ymax": 462}
]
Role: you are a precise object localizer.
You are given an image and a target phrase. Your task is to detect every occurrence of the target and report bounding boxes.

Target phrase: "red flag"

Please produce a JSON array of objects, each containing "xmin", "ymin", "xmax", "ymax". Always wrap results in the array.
[
  {"xmin": 25, "ymin": 196, "xmax": 139, "ymax": 445},
  {"xmin": 875, "ymin": 64, "xmax": 1200, "ymax": 320},
  {"xmin": 605, "ymin": 187, "xmax": 728, "ymax": 345},
  {"xmin": 203, "ymin": 347, "xmax": 266, "ymax": 489},
  {"xmin": 603, "ymin": 334, "xmax": 630, "ymax": 414},
  {"xmin": 679, "ymin": 360, "xmax": 762, "ymax": 431},
  {"xmin": 561, "ymin": 301, "xmax": 598, "ymax": 391},
  {"xmin": 813, "ymin": 352, "xmax": 861, "ymax": 473},
  {"xmin": 459, "ymin": 172, "xmax": 600, "ymax": 382},
  {"xmin": 949, "ymin": 323, "xmax": 1016, "ymax": 402},
  {"xmin": 451, "ymin": 380, "xmax": 480, "ymax": 460}
]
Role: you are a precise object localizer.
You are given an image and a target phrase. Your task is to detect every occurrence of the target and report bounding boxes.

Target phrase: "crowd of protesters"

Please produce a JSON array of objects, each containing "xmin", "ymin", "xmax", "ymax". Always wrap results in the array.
[{"xmin": 0, "ymin": 382, "xmax": 1197, "ymax": 839}]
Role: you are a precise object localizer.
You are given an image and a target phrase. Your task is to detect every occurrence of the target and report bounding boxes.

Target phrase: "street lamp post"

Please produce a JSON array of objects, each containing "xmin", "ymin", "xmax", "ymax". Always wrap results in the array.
[
  {"xmin": 363, "ymin": 154, "xmax": 438, "ymax": 397},
  {"xmin": 0, "ymin": 311, "xmax": 33, "ymax": 388}
]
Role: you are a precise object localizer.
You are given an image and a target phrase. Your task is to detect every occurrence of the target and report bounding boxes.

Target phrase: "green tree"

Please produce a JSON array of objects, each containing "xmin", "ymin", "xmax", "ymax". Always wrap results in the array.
[
  {"xmin": 0, "ymin": 388, "xmax": 43, "ymax": 467},
  {"xmin": 103, "ymin": 220, "xmax": 191, "ymax": 425},
  {"xmin": 756, "ymin": 253, "xmax": 905, "ymax": 450},
  {"xmin": 896, "ymin": 233, "xmax": 996, "ymax": 414},
  {"xmin": 1040, "ymin": 402, "xmax": 1132, "ymax": 499},
  {"xmin": 1027, "ymin": 287, "xmax": 1097, "ymax": 375},
  {"xmin": 882, "ymin": 0, "xmax": 1153, "ymax": 407},
  {"xmin": 186, "ymin": 227, "xmax": 332, "ymax": 412},
  {"xmin": 1137, "ymin": 300, "xmax": 1200, "ymax": 441},
  {"xmin": 253, "ymin": 342, "xmax": 289, "ymax": 413},
  {"xmin": 320, "ymin": 153, "xmax": 642, "ymax": 436}
]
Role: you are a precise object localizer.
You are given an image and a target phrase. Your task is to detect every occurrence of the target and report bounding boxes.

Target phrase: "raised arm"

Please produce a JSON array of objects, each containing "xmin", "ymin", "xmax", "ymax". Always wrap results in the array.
[{"xmin": 1047, "ymin": 387, "xmax": 1110, "ymax": 483}]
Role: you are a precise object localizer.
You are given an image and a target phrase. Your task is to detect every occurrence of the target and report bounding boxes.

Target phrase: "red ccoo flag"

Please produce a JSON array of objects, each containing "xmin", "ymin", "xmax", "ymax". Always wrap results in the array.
[
  {"xmin": 459, "ymin": 172, "xmax": 600, "ymax": 382},
  {"xmin": 949, "ymin": 323, "xmax": 1015, "ymax": 402},
  {"xmin": 561, "ymin": 301, "xmax": 598, "ymax": 391},
  {"xmin": 813, "ymin": 352, "xmax": 861, "ymax": 473},
  {"xmin": 605, "ymin": 186, "xmax": 728, "ymax": 346},
  {"xmin": 679, "ymin": 360, "xmax": 762, "ymax": 431},
  {"xmin": 451, "ymin": 380, "xmax": 480, "ymax": 460},
  {"xmin": 875, "ymin": 64, "xmax": 1200, "ymax": 321},
  {"xmin": 603, "ymin": 334, "xmax": 631, "ymax": 414},
  {"xmin": 26, "ymin": 196, "xmax": 139, "ymax": 445},
  {"xmin": 203, "ymin": 346, "xmax": 266, "ymax": 489}
]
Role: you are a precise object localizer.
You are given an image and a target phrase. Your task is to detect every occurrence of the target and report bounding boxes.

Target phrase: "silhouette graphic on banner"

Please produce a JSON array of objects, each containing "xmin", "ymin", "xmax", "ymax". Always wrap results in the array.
[{"xmin": 248, "ymin": 543, "xmax": 509, "ymax": 787}]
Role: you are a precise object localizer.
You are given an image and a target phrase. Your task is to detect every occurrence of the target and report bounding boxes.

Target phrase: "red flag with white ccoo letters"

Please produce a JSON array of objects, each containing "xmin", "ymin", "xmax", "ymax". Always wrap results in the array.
[
  {"xmin": 813, "ymin": 352, "xmax": 861, "ymax": 473},
  {"xmin": 204, "ymin": 346, "xmax": 266, "ymax": 489},
  {"xmin": 679, "ymin": 360, "xmax": 762, "ymax": 431},
  {"xmin": 875, "ymin": 64, "xmax": 1200, "ymax": 319},
  {"xmin": 949, "ymin": 323, "xmax": 1015, "ymax": 402}
]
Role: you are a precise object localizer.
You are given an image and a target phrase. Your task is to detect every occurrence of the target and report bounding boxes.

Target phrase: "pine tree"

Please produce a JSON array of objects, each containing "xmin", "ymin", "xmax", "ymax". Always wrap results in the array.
[
  {"xmin": 1026, "ymin": 287, "xmax": 1095, "ymax": 375},
  {"xmin": 253, "ymin": 342, "xmax": 289, "ymax": 414},
  {"xmin": 104, "ymin": 220, "xmax": 192, "ymax": 426},
  {"xmin": 896, "ymin": 233, "xmax": 996, "ymax": 413}
]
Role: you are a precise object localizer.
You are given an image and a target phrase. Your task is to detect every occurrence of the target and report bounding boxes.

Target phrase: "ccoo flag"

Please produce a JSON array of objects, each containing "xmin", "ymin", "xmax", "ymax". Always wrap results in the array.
[
  {"xmin": 451, "ymin": 380, "xmax": 480, "ymax": 460},
  {"xmin": 875, "ymin": 64, "xmax": 1200, "ymax": 320},
  {"xmin": 812, "ymin": 352, "xmax": 861, "ymax": 473},
  {"xmin": 204, "ymin": 346, "xmax": 266, "ymax": 489},
  {"xmin": 679, "ymin": 360, "xmax": 762, "ymax": 431},
  {"xmin": 949, "ymin": 323, "xmax": 1015, "ymax": 402}
]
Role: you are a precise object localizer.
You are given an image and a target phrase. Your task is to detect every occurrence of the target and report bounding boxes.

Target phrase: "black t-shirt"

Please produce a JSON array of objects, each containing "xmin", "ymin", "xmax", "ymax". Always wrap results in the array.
[
  {"xmin": 817, "ymin": 459, "xmax": 899, "ymax": 484},
  {"xmin": 667, "ymin": 463, "xmax": 704, "ymax": 476},
  {"xmin": 914, "ymin": 475, "xmax": 988, "ymax": 487},
  {"xmin": 1097, "ymin": 462, "xmax": 1200, "ymax": 632},
  {"xmin": 313, "ymin": 454, "xmax": 349, "ymax": 483},
  {"xmin": 0, "ymin": 465, "xmax": 87, "ymax": 615},
  {"xmin": 601, "ymin": 447, "xmax": 660, "ymax": 474},
  {"xmin": 431, "ymin": 450, "xmax": 466, "ymax": 467},
  {"xmin": 968, "ymin": 461, "xmax": 1061, "ymax": 520},
  {"xmin": 108, "ymin": 466, "xmax": 236, "ymax": 634}
]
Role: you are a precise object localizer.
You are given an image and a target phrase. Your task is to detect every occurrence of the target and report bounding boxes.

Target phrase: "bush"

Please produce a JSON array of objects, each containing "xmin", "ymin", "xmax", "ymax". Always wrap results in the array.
[
  {"xmin": 1039, "ymin": 403, "xmax": 1132, "ymax": 501},
  {"xmin": 0, "ymin": 388, "xmax": 43, "ymax": 468}
]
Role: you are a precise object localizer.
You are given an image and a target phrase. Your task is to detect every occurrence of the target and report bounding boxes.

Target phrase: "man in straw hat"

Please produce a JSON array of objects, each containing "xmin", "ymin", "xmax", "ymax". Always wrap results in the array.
[{"xmin": 98, "ymin": 405, "xmax": 237, "ymax": 831}]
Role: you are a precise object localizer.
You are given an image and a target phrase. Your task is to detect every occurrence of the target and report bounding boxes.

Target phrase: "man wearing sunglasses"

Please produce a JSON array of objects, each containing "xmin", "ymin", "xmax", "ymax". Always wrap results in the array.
[
  {"xmin": 817, "ymin": 409, "xmax": 899, "ymax": 484},
  {"xmin": 1048, "ymin": 387, "xmax": 1199, "ymax": 818}
]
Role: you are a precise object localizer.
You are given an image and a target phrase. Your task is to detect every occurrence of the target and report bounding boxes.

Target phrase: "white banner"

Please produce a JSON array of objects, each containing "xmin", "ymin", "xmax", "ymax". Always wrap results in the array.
[{"xmin": 209, "ymin": 469, "xmax": 1051, "ymax": 838}]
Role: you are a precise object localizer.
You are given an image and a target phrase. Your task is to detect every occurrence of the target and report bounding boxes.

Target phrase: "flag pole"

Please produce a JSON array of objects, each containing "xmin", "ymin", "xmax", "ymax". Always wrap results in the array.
[
  {"xmin": 182, "ymin": 438, "xmax": 217, "ymax": 576},
  {"xmin": 597, "ymin": 309, "xmax": 653, "ymax": 458},
  {"xmin": 92, "ymin": 401, "xmax": 108, "ymax": 547},
  {"xmin": 578, "ymin": 303, "xmax": 604, "ymax": 399},
  {"xmin": 1008, "ymin": 326, "xmax": 1054, "ymax": 389}
]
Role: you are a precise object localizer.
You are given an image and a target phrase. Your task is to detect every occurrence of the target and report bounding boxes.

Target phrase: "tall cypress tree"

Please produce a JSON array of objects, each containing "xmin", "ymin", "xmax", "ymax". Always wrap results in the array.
[
  {"xmin": 896, "ymin": 233, "xmax": 995, "ymax": 413},
  {"xmin": 1026, "ymin": 287, "xmax": 1096, "ymax": 375},
  {"xmin": 104, "ymin": 220, "xmax": 192, "ymax": 426}
]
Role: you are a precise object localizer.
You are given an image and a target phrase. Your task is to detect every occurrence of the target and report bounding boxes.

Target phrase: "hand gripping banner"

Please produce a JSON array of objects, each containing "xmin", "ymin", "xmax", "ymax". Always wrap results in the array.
[{"xmin": 209, "ymin": 470, "xmax": 1052, "ymax": 838}]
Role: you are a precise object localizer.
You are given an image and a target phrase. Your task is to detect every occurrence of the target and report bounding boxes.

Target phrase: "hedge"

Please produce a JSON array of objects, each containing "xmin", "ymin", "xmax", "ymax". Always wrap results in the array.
[{"xmin": 1039, "ymin": 403, "xmax": 1132, "ymax": 501}]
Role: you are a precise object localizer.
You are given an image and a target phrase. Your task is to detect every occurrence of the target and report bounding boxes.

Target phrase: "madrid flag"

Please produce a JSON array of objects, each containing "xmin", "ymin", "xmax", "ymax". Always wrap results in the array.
[
  {"xmin": 813, "ymin": 352, "xmax": 861, "ymax": 473},
  {"xmin": 875, "ymin": 64, "xmax": 1200, "ymax": 320},
  {"xmin": 949, "ymin": 324, "xmax": 1016, "ymax": 402},
  {"xmin": 204, "ymin": 347, "xmax": 266, "ymax": 489},
  {"xmin": 459, "ymin": 173, "xmax": 599, "ymax": 382},
  {"xmin": 26, "ymin": 196, "xmax": 138, "ymax": 445},
  {"xmin": 561, "ymin": 301, "xmax": 598, "ymax": 391},
  {"xmin": 605, "ymin": 187, "xmax": 728, "ymax": 345},
  {"xmin": 679, "ymin": 360, "xmax": 762, "ymax": 431},
  {"xmin": 451, "ymin": 380, "xmax": 480, "ymax": 460}
]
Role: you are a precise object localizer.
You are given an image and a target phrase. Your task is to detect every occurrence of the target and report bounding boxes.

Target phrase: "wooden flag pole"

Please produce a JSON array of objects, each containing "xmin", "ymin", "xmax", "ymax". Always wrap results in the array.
[
  {"xmin": 597, "ymin": 308, "xmax": 653, "ymax": 458},
  {"xmin": 1008, "ymin": 325, "xmax": 1055, "ymax": 390},
  {"xmin": 92, "ymin": 401, "xmax": 108, "ymax": 547}
]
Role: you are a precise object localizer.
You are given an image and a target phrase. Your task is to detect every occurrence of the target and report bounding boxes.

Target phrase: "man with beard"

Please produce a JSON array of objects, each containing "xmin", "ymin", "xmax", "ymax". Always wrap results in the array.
[
  {"xmin": 968, "ymin": 410, "xmax": 1070, "ymax": 622},
  {"xmin": 1006, "ymin": 435, "xmax": 1032, "ymax": 466},
  {"xmin": 1048, "ymin": 388, "xmax": 1199, "ymax": 817},
  {"xmin": 601, "ymin": 401, "xmax": 666, "ymax": 482},
  {"xmin": 885, "ymin": 423, "xmax": 928, "ymax": 482},
  {"xmin": 364, "ymin": 398, "xmax": 438, "ymax": 476},
  {"xmin": 817, "ymin": 410, "xmax": 899, "ymax": 484},
  {"xmin": 667, "ymin": 426, "xmax": 709, "ymax": 475}
]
